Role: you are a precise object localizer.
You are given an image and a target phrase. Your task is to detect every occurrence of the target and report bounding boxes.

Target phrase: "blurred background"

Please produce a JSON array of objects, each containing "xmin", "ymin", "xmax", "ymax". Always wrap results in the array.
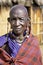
[{"xmin": 0, "ymin": 0, "xmax": 43, "ymax": 64}]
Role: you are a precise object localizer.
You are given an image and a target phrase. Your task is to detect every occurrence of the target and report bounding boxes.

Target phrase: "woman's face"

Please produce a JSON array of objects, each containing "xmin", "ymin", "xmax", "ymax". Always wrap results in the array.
[{"xmin": 9, "ymin": 9, "xmax": 28, "ymax": 36}]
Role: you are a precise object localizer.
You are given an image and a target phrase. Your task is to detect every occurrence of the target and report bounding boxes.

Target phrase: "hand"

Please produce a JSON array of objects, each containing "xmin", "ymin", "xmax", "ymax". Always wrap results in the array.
[{"xmin": 0, "ymin": 48, "xmax": 13, "ymax": 65}]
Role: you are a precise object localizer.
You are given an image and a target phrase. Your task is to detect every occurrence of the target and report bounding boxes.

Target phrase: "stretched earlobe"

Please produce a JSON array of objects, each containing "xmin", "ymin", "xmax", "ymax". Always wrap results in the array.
[{"xmin": 23, "ymin": 30, "xmax": 27, "ymax": 36}]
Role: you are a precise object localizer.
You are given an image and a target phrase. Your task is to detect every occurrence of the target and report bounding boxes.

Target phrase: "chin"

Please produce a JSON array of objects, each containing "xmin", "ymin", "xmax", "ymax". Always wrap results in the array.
[
  {"xmin": 13, "ymin": 30, "xmax": 23, "ymax": 35},
  {"xmin": 13, "ymin": 32, "xmax": 22, "ymax": 36}
]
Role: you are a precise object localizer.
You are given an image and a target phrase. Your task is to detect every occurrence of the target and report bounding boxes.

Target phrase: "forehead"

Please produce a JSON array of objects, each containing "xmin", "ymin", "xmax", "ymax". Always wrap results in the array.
[
  {"xmin": 10, "ymin": 9, "xmax": 26, "ymax": 18},
  {"xmin": 10, "ymin": 6, "xmax": 28, "ymax": 18}
]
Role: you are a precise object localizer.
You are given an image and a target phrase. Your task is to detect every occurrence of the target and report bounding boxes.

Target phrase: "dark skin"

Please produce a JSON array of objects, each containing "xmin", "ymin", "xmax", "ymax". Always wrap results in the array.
[
  {"xmin": 0, "ymin": 5, "xmax": 31, "ymax": 64},
  {"xmin": 8, "ymin": 5, "xmax": 30, "ymax": 42}
]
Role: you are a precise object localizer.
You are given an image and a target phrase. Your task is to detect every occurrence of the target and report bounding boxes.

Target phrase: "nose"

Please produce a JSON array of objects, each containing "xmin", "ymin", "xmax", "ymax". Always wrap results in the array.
[{"xmin": 16, "ymin": 19, "xmax": 20, "ymax": 26}]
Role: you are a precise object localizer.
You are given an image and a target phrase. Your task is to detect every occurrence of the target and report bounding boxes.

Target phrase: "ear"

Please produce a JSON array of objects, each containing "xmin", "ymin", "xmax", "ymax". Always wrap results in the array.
[
  {"xmin": 23, "ymin": 29, "xmax": 27, "ymax": 36},
  {"xmin": 7, "ymin": 17, "xmax": 10, "ymax": 22},
  {"xmin": 27, "ymin": 17, "xmax": 31, "ymax": 21}
]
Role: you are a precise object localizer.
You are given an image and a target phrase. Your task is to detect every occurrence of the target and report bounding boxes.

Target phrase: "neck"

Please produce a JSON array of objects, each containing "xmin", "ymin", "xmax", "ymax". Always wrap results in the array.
[
  {"xmin": 9, "ymin": 31, "xmax": 25, "ymax": 41},
  {"xmin": 16, "ymin": 34, "xmax": 26, "ymax": 44},
  {"xmin": 16, "ymin": 34, "xmax": 24, "ymax": 41}
]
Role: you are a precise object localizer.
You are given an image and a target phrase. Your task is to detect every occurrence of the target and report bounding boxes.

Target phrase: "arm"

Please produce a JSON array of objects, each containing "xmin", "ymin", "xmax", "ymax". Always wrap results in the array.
[{"xmin": 0, "ymin": 48, "xmax": 13, "ymax": 65}]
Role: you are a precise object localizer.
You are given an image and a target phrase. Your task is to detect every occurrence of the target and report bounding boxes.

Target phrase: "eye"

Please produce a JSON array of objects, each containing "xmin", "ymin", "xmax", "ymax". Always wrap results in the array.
[
  {"xmin": 11, "ymin": 18, "xmax": 16, "ymax": 21},
  {"xmin": 19, "ymin": 18, "xmax": 24, "ymax": 21}
]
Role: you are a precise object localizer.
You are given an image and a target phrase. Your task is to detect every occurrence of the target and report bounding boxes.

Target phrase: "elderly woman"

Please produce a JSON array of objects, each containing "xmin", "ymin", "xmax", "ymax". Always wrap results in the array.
[{"xmin": 0, "ymin": 5, "xmax": 42, "ymax": 65}]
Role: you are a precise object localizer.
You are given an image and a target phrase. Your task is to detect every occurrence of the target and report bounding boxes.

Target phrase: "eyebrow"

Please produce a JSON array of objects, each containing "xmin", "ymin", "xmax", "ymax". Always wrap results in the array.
[{"xmin": 12, "ymin": 17, "xmax": 26, "ymax": 19}]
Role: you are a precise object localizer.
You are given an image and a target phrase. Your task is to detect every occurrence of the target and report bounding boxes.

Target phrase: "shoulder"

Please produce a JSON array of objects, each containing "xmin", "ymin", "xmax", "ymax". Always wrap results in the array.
[
  {"xmin": 0, "ymin": 34, "xmax": 7, "ymax": 47},
  {"xmin": 32, "ymin": 35, "xmax": 39, "ymax": 47},
  {"xmin": 29, "ymin": 34, "xmax": 39, "ymax": 47}
]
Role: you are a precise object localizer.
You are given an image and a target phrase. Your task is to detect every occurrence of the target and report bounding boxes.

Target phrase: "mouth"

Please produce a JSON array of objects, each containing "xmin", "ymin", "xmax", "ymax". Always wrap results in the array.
[
  {"xmin": 14, "ymin": 25, "xmax": 22, "ymax": 29},
  {"xmin": 15, "ymin": 28, "xmax": 21, "ymax": 31}
]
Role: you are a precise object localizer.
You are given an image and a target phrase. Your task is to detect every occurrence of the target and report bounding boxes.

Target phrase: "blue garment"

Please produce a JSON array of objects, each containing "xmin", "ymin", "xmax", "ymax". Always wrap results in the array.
[{"xmin": 0, "ymin": 34, "xmax": 20, "ymax": 58}]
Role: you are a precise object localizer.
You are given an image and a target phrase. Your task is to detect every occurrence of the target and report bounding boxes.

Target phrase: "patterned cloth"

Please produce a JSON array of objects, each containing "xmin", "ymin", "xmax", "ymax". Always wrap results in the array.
[
  {"xmin": 0, "ymin": 34, "xmax": 42, "ymax": 65},
  {"xmin": 0, "ymin": 34, "xmax": 21, "ymax": 57}
]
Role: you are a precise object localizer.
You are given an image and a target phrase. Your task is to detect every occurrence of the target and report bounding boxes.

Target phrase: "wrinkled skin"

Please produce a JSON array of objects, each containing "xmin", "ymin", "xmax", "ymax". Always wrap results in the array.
[{"xmin": 8, "ymin": 5, "xmax": 29, "ymax": 36}]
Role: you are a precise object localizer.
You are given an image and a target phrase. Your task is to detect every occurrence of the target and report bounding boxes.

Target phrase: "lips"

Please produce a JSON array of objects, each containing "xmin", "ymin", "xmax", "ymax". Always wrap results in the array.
[
  {"xmin": 14, "ymin": 25, "xmax": 22, "ymax": 29},
  {"xmin": 15, "ymin": 28, "xmax": 21, "ymax": 31}
]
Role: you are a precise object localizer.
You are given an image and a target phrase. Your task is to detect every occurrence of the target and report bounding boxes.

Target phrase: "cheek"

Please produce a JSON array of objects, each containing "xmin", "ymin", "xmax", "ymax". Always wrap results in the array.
[
  {"xmin": 20, "ymin": 21, "xmax": 27, "ymax": 26},
  {"xmin": 23, "ymin": 23, "xmax": 27, "ymax": 29},
  {"xmin": 10, "ymin": 23, "xmax": 14, "ymax": 29},
  {"xmin": 20, "ymin": 22, "xmax": 25, "ymax": 25},
  {"xmin": 22, "ymin": 24, "xmax": 27, "ymax": 31}
]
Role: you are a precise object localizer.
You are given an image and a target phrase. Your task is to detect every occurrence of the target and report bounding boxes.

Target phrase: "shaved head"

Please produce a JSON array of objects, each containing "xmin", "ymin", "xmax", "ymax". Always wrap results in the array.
[
  {"xmin": 10, "ymin": 5, "xmax": 29, "ymax": 19},
  {"xmin": 8, "ymin": 5, "xmax": 31, "ymax": 36}
]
